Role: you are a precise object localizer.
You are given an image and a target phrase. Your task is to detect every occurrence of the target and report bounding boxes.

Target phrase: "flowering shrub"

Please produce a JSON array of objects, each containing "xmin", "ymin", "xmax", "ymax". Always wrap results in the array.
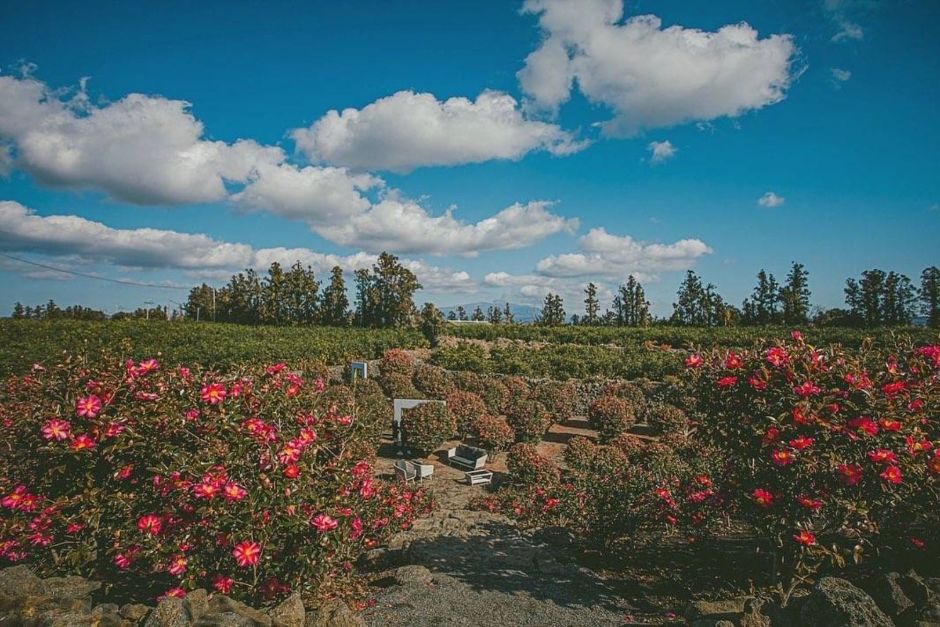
[
  {"xmin": 380, "ymin": 349, "xmax": 414, "ymax": 379},
  {"xmin": 413, "ymin": 365, "xmax": 455, "ymax": 399},
  {"xmin": 380, "ymin": 373, "xmax": 421, "ymax": 400},
  {"xmin": 506, "ymin": 400, "xmax": 553, "ymax": 443},
  {"xmin": 444, "ymin": 390, "xmax": 487, "ymax": 439},
  {"xmin": 0, "ymin": 356, "xmax": 431, "ymax": 604},
  {"xmin": 453, "ymin": 371, "xmax": 486, "ymax": 396},
  {"xmin": 563, "ymin": 436, "xmax": 596, "ymax": 472},
  {"xmin": 502, "ymin": 376, "xmax": 531, "ymax": 411},
  {"xmin": 471, "ymin": 415, "xmax": 515, "ymax": 452},
  {"xmin": 400, "ymin": 402, "xmax": 454, "ymax": 454},
  {"xmin": 506, "ymin": 443, "xmax": 561, "ymax": 486},
  {"xmin": 479, "ymin": 378, "xmax": 510, "ymax": 416},
  {"xmin": 588, "ymin": 395, "xmax": 637, "ymax": 443},
  {"xmin": 530, "ymin": 380, "xmax": 577, "ymax": 423},
  {"xmin": 646, "ymin": 403, "xmax": 689, "ymax": 436},
  {"xmin": 686, "ymin": 335, "xmax": 940, "ymax": 600}
]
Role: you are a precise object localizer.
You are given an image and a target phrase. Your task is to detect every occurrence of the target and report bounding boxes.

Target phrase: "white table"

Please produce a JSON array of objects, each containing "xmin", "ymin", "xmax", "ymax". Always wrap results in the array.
[{"xmin": 465, "ymin": 470, "xmax": 493, "ymax": 486}]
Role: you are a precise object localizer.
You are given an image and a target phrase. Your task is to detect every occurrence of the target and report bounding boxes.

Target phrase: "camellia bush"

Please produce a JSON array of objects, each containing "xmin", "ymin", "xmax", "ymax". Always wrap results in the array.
[
  {"xmin": 530, "ymin": 380, "xmax": 577, "ymax": 424},
  {"xmin": 471, "ymin": 415, "xmax": 515, "ymax": 453},
  {"xmin": 588, "ymin": 395, "xmax": 637, "ymax": 443},
  {"xmin": 400, "ymin": 402, "xmax": 454, "ymax": 454},
  {"xmin": 506, "ymin": 399, "xmax": 553, "ymax": 443},
  {"xmin": 413, "ymin": 365, "xmax": 455, "ymax": 400},
  {"xmin": 445, "ymin": 390, "xmax": 487, "ymax": 439},
  {"xmin": 685, "ymin": 333, "xmax": 940, "ymax": 602},
  {"xmin": 0, "ymin": 355, "xmax": 431, "ymax": 604}
]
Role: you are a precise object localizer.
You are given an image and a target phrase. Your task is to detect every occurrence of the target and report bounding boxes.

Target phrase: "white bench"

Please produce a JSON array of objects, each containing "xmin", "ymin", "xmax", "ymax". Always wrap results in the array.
[
  {"xmin": 446, "ymin": 445, "xmax": 488, "ymax": 470},
  {"xmin": 465, "ymin": 470, "xmax": 493, "ymax": 486}
]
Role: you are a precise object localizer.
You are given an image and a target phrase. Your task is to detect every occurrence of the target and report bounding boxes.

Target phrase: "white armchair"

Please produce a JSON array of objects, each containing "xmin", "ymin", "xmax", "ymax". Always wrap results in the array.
[{"xmin": 393, "ymin": 459, "xmax": 417, "ymax": 484}]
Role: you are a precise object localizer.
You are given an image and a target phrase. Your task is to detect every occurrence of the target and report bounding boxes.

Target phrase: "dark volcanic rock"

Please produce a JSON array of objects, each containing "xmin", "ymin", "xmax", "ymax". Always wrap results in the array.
[{"xmin": 801, "ymin": 577, "xmax": 895, "ymax": 627}]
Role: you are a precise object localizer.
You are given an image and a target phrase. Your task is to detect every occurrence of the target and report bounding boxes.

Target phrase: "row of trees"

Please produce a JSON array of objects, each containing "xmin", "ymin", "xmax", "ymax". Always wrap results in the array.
[
  {"xmin": 184, "ymin": 253, "xmax": 427, "ymax": 328},
  {"xmin": 447, "ymin": 303, "xmax": 515, "ymax": 324},
  {"xmin": 11, "ymin": 301, "xmax": 107, "ymax": 321},
  {"xmin": 533, "ymin": 264, "xmax": 940, "ymax": 328}
]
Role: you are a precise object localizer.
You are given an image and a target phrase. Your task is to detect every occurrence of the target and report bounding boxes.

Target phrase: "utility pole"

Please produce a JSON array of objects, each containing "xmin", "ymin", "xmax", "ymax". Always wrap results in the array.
[{"xmin": 143, "ymin": 300, "xmax": 155, "ymax": 321}]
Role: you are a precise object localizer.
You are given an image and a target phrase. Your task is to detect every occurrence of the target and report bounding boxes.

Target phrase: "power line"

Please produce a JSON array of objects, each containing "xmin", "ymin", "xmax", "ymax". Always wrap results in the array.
[{"xmin": 0, "ymin": 252, "xmax": 190, "ymax": 291}]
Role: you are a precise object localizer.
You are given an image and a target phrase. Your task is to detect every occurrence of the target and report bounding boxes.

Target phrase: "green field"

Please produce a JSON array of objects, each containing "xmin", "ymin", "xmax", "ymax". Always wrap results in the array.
[{"xmin": 0, "ymin": 320, "xmax": 426, "ymax": 375}]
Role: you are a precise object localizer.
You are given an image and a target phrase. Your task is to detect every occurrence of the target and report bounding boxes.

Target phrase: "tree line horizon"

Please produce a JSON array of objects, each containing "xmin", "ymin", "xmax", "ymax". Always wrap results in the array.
[{"xmin": 9, "ymin": 253, "xmax": 940, "ymax": 330}]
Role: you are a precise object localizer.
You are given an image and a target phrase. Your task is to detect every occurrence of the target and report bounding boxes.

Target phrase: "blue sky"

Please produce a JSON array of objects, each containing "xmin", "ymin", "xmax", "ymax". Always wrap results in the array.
[{"xmin": 0, "ymin": 0, "xmax": 937, "ymax": 317}]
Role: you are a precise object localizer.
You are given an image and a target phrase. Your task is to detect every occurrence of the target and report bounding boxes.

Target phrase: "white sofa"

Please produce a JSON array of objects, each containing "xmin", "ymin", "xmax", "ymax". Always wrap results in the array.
[{"xmin": 446, "ymin": 445, "xmax": 488, "ymax": 470}]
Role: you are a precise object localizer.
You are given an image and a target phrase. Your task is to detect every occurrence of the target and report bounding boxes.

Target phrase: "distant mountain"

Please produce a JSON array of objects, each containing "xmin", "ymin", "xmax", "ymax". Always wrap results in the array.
[{"xmin": 439, "ymin": 301, "xmax": 540, "ymax": 323}]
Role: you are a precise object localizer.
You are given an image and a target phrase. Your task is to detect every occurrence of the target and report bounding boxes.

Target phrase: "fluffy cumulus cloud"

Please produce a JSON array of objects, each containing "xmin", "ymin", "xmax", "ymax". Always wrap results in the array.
[
  {"xmin": 291, "ymin": 90, "xmax": 587, "ymax": 172},
  {"xmin": 757, "ymin": 191, "xmax": 785, "ymax": 207},
  {"xmin": 0, "ymin": 75, "xmax": 285, "ymax": 205},
  {"xmin": 0, "ymin": 201, "xmax": 476, "ymax": 292},
  {"xmin": 830, "ymin": 67, "xmax": 852, "ymax": 84},
  {"xmin": 647, "ymin": 140, "xmax": 677, "ymax": 165},
  {"xmin": 518, "ymin": 0, "xmax": 797, "ymax": 135},
  {"xmin": 315, "ymin": 199, "xmax": 579, "ymax": 256},
  {"xmin": 0, "ymin": 75, "xmax": 574, "ymax": 257},
  {"xmin": 535, "ymin": 227, "xmax": 712, "ymax": 278}
]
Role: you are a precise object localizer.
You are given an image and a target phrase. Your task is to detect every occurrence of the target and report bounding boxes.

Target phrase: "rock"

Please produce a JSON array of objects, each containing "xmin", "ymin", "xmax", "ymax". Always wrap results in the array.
[
  {"xmin": 801, "ymin": 577, "xmax": 895, "ymax": 627},
  {"xmin": 89, "ymin": 603, "xmax": 127, "ymax": 626},
  {"xmin": 205, "ymin": 595, "xmax": 272, "ymax": 626},
  {"xmin": 394, "ymin": 565, "xmax": 433, "ymax": 586},
  {"xmin": 144, "ymin": 597, "xmax": 191, "ymax": 627},
  {"xmin": 867, "ymin": 572, "xmax": 915, "ymax": 617},
  {"xmin": 43, "ymin": 575, "xmax": 101, "ymax": 602},
  {"xmin": 685, "ymin": 597, "xmax": 750, "ymax": 622},
  {"xmin": 740, "ymin": 597, "xmax": 772, "ymax": 627},
  {"xmin": 120, "ymin": 603, "xmax": 152, "ymax": 621},
  {"xmin": 0, "ymin": 565, "xmax": 45, "ymax": 597},
  {"xmin": 195, "ymin": 612, "xmax": 263, "ymax": 627},
  {"xmin": 269, "ymin": 592, "xmax": 305, "ymax": 627},
  {"xmin": 900, "ymin": 571, "xmax": 934, "ymax": 608},
  {"xmin": 184, "ymin": 589, "xmax": 211, "ymax": 620},
  {"xmin": 305, "ymin": 599, "xmax": 363, "ymax": 627}
]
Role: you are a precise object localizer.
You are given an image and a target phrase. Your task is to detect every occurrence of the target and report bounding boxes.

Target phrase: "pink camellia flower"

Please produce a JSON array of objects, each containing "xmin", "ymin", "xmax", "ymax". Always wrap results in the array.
[
  {"xmin": 837, "ymin": 463, "xmax": 863, "ymax": 486},
  {"xmin": 114, "ymin": 553, "xmax": 132, "ymax": 569},
  {"xmin": 266, "ymin": 362, "xmax": 287, "ymax": 375},
  {"xmin": 793, "ymin": 381, "xmax": 821, "ymax": 398},
  {"xmin": 771, "ymin": 449, "xmax": 795, "ymax": 467},
  {"xmin": 104, "ymin": 422, "xmax": 125, "ymax": 438},
  {"xmin": 312, "ymin": 377, "xmax": 326, "ymax": 393},
  {"xmin": 137, "ymin": 358, "xmax": 159, "ymax": 374},
  {"xmin": 232, "ymin": 541, "xmax": 261, "ymax": 567},
  {"xmin": 185, "ymin": 409, "xmax": 200, "ymax": 421},
  {"xmin": 748, "ymin": 375, "xmax": 768, "ymax": 391},
  {"xmin": 765, "ymin": 347, "xmax": 789, "ymax": 368},
  {"xmin": 75, "ymin": 395, "xmax": 102, "ymax": 418},
  {"xmin": 168, "ymin": 554, "xmax": 187, "ymax": 576},
  {"xmin": 311, "ymin": 513, "xmax": 339, "ymax": 533},
  {"xmin": 177, "ymin": 367, "xmax": 191, "ymax": 379},
  {"xmin": 789, "ymin": 436, "xmax": 814, "ymax": 451},
  {"xmin": 794, "ymin": 530, "xmax": 816, "ymax": 546},
  {"xmin": 847, "ymin": 417, "xmax": 879, "ymax": 437},
  {"xmin": 879, "ymin": 418, "xmax": 902, "ymax": 432},
  {"xmin": 70, "ymin": 434, "xmax": 97, "ymax": 451},
  {"xmin": 137, "ymin": 514, "xmax": 162, "ymax": 535},
  {"xmin": 192, "ymin": 482, "xmax": 218, "ymax": 500},
  {"xmin": 200, "ymin": 383, "xmax": 227, "ymax": 405},
  {"xmin": 684, "ymin": 354, "xmax": 704, "ymax": 369},
  {"xmin": 350, "ymin": 517, "xmax": 363, "ymax": 540},
  {"xmin": 880, "ymin": 465, "xmax": 902, "ymax": 484},
  {"xmin": 41, "ymin": 419, "xmax": 71, "ymax": 441},
  {"xmin": 791, "ymin": 330, "xmax": 803, "ymax": 342},
  {"xmin": 716, "ymin": 376, "xmax": 737, "ymax": 389},
  {"xmin": 797, "ymin": 495, "xmax": 824, "ymax": 511},
  {"xmin": 115, "ymin": 464, "xmax": 134, "ymax": 480},
  {"xmin": 2, "ymin": 486, "xmax": 31, "ymax": 510},
  {"xmin": 213, "ymin": 574, "xmax": 234, "ymax": 594},
  {"xmin": 161, "ymin": 587, "xmax": 186, "ymax": 600},
  {"xmin": 724, "ymin": 352, "xmax": 743, "ymax": 370},
  {"xmin": 906, "ymin": 435, "xmax": 932, "ymax": 456},
  {"xmin": 283, "ymin": 464, "xmax": 300, "ymax": 479},
  {"xmin": 867, "ymin": 449, "xmax": 897, "ymax": 464},
  {"xmin": 223, "ymin": 483, "xmax": 247, "ymax": 502},
  {"xmin": 882, "ymin": 381, "xmax": 906, "ymax": 397},
  {"xmin": 752, "ymin": 488, "xmax": 774, "ymax": 508}
]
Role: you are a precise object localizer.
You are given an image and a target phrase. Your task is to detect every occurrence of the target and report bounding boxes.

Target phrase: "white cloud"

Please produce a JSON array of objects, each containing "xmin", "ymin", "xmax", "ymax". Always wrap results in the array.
[
  {"xmin": 0, "ymin": 76, "xmax": 285, "ymax": 204},
  {"xmin": 757, "ymin": 191, "xmax": 785, "ymax": 207},
  {"xmin": 535, "ymin": 227, "xmax": 712, "ymax": 278},
  {"xmin": 291, "ymin": 90, "xmax": 587, "ymax": 173},
  {"xmin": 0, "ymin": 143, "xmax": 12, "ymax": 177},
  {"xmin": 647, "ymin": 140, "xmax": 677, "ymax": 165},
  {"xmin": 518, "ymin": 0, "xmax": 797, "ymax": 136},
  {"xmin": 314, "ymin": 198, "xmax": 579, "ymax": 256},
  {"xmin": 830, "ymin": 67, "xmax": 852, "ymax": 84},
  {"xmin": 831, "ymin": 19, "xmax": 863, "ymax": 42},
  {"xmin": 0, "ymin": 201, "xmax": 476, "ymax": 292},
  {"xmin": 0, "ymin": 75, "xmax": 572, "ymax": 258}
]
